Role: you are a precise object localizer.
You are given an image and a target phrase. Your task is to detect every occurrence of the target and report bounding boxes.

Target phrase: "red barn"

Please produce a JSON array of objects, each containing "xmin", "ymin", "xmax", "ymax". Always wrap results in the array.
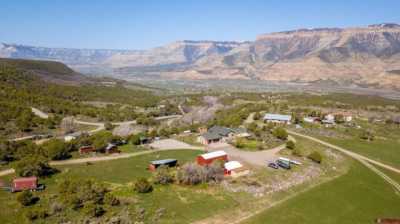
[
  {"xmin": 12, "ymin": 176, "xmax": 38, "ymax": 192},
  {"xmin": 79, "ymin": 146, "xmax": 95, "ymax": 154},
  {"xmin": 197, "ymin": 150, "xmax": 228, "ymax": 166}
]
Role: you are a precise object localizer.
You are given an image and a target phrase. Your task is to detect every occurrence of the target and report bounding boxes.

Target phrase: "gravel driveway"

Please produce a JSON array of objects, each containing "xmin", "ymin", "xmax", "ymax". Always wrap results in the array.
[
  {"xmin": 206, "ymin": 142, "xmax": 285, "ymax": 166},
  {"xmin": 149, "ymin": 139, "xmax": 203, "ymax": 150}
]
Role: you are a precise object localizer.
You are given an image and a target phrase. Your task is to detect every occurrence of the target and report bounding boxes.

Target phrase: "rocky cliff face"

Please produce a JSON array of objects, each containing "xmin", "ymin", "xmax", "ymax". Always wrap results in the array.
[{"xmin": 2, "ymin": 23, "xmax": 400, "ymax": 90}]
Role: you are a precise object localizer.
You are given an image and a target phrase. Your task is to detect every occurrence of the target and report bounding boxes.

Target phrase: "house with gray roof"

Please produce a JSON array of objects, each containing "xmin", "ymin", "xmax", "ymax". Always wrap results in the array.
[{"xmin": 197, "ymin": 126, "xmax": 250, "ymax": 145}]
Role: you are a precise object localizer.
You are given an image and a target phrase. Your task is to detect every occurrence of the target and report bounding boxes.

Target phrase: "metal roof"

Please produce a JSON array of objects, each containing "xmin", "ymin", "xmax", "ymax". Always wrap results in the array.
[
  {"xmin": 200, "ymin": 150, "xmax": 227, "ymax": 160},
  {"xmin": 263, "ymin": 113, "xmax": 292, "ymax": 121},
  {"xmin": 151, "ymin": 159, "xmax": 178, "ymax": 165},
  {"xmin": 224, "ymin": 161, "xmax": 243, "ymax": 171}
]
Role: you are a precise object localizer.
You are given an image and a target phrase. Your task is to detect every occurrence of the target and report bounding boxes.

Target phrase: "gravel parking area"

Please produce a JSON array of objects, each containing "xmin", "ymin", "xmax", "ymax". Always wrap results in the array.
[
  {"xmin": 207, "ymin": 142, "xmax": 285, "ymax": 166},
  {"xmin": 149, "ymin": 139, "xmax": 204, "ymax": 150}
]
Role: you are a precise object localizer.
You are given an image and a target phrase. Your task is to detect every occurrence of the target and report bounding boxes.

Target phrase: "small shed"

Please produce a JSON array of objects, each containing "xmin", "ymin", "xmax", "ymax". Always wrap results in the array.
[
  {"xmin": 79, "ymin": 146, "xmax": 95, "ymax": 154},
  {"xmin": 12, "ymin": 176, "xmax": 38, "ymax": 192},
  {"xmin": 197, "ymin": 150, "xmax": 228, "ymax": 166},
  {"xmin": 224, "ymin": 161, "xmax": 249, "ymax": 177},
  {"xmin": 149, "ymin": 159, "xmax": 178, "ymax": 171}
]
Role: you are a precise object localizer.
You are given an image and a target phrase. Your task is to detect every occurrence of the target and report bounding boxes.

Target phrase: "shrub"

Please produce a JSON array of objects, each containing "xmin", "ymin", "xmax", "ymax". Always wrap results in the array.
[
  {"xmin": 272, "ymin": 127, "xmax": 288, "ymax": 140},
  {"xmin": 57, "ymin": 179, "xmax": 108, "ymax": 209},
  {"xmin": 286, "ymin": 140, "xmax": 296, "ymax": 150},
  {"xmin": 234, "ymin": 138, "xmax": 245, "ymax": 149},
  {"xmin": 177, "ymin": 163, "xmax": 203, "ymax": 185},
  {"xmin": 17, "ymin": 190, "xmax": 36, "ymax": 206},
  {"xmin": 308, "ymin": 151, "xmax": 322, "ymax": 163},
  {"xmin": 360, "ymin": 129, "xmax": 375, "ymax": 141},
  {"xmin": 104, "ymin": 193, "xmax": 120, "ymax": 206},
  {"xmin": 25, "ymin": 207, "xmax": 48, "ymax": 221},
  {"xmin": 134, "ymin": 178, "xmax": 153, "ymax": 193},
  {"xmin": 153, "ymin": 166, "xmax": 174, "ymax": 185},
  {"xmin": 177, "ymin": 162, "xmax": 224, "ymax": 185},
  {"xmin": 128, "ymin": 134, "xmax": 142, "ymax": 145},
  {"xmin": 83, "ymin": 202, "xmax": 105, "ymax": 218}
]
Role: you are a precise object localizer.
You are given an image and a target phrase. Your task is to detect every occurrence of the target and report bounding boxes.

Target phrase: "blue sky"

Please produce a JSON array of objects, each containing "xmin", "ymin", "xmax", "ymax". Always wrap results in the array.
[{"xmin": 1, "ymin": 0, "xmax": 399, "ymax": 49}]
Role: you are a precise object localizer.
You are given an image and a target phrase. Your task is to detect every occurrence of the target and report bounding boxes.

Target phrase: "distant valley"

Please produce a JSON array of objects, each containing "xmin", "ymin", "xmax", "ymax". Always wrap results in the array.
[{"xmin": 2, "ymin": 23, "xmax": 400, "ymax": 90}]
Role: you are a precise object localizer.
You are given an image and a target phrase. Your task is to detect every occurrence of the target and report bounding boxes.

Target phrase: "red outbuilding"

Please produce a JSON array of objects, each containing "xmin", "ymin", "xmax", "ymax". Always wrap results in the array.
[
  {"xmin": 196, "ymin": 150, "xmax": 228, "ymax": 166},
  {"xmin": 12, "ymin": 176, "xmax": 38, "ymax": 192},
  {"xmin": 79, "ymin": 146, "xmax": 96, "ymax": 154}
]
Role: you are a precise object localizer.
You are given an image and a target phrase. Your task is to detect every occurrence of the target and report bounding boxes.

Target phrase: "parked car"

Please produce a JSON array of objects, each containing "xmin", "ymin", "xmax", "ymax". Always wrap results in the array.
[
  {"xmin": 277, "ymin": 159, "xmax": 291, "ymax": 170},
  {"xmin": 268, "ymin": 162, "xmax": 279, "ymax": 169}
]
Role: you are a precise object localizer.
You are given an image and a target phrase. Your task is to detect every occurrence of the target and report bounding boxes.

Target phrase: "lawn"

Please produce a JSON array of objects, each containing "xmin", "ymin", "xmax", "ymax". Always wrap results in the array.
[
  {"xmin": 0, "ymin": 149, "xmax": 240, "ymax": 224},
  {"xmin": 242, "ymin": 161, "xmax": 400, "ymax": 224}
]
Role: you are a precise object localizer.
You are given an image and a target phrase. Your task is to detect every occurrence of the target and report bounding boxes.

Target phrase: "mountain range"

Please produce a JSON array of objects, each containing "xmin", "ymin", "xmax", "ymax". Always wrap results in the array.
[{"xmin": 2, "ymin": 23, "xmax": 400, "ymax": 90}]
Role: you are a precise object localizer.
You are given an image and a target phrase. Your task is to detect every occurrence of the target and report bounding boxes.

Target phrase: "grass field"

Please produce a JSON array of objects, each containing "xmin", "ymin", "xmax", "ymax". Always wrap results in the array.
[
  {"xmin": 0, "ymin": 150, "xmax": 240, "ymax": 224},
  {"xmin": 242, "ymin": 161, "xmax": 400, "ymax": 224},
  {"xmin": 56, "ymin": 150, "xmax": 202, "ymax": 183},
  {"xmin": 324, "ymin": 137, "xmax": 400, "ymax": 169},
  {"xmin": 302, "ymin": 121, "xmax": 400, "ymax": 169}
]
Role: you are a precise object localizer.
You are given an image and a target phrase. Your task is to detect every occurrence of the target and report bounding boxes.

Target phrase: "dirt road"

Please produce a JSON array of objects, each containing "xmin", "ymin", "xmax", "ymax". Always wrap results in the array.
[
  {"xmin": 0, "ymin": 147, "xmax": 204, "ymax": 177},
  {"xmin": 287, "ymin": 130, "xmax": 400, "ymax": 174}
]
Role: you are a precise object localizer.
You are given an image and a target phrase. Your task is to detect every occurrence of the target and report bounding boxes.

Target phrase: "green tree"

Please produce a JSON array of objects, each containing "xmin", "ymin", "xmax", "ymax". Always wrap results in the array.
[
  {"xmin": 253, "ymin": 112, "xmax": 261, "ymax": 120},
  {"xmin": 42, "ymin": 139, "xmax": 70, "ymax": 160},
  {"xmin": 308, "ymin": 151, "xmax": 323, "ymax": 163},
  {"xmin": 286, "ymin": 140, "xmax": 296, "ymax": 150},
  {"xmin": 14, "ymin": 155, "xmax": 56, "ymax": 177},
  {"xmin": 104, "ymin": 122, "xmax": 113, "ymax": 131},
  {"xmin": 272, "ymin": 127, "xmax": 288, "ymax": 140}
]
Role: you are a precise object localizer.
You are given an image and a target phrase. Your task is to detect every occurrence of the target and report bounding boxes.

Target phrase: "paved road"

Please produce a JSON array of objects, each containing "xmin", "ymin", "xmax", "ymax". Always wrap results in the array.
[{"xmin": 287, "ymin": 130, "xmax": 400, "ymax": 174}]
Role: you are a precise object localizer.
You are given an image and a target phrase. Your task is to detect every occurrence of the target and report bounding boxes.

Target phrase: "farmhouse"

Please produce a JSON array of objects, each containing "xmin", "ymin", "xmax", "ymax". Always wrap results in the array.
[
  {"xmin": 12, "ymin": 176, "xmax": 38, "ymax": 192},
  {"xmin": 263, "ymin": 113, "xmax": 292, "ymax": 124},
  {"xmin": 197, "ymin": 126, "xmax": 250, "ymax": 145},
  {"xmin": 148, "ymin": 159, "xmax": 178, "ymax": 171},
  {"xmin": 197, "ymin": 150, "xmax": 228, "ymax": 166},
  {"xmin": 224, "ymin": 161, "xmax": 249, "ymax": 178},
  {"xmin": 79, "ymin": 145, "xmax": 95, "ymax": 154}
]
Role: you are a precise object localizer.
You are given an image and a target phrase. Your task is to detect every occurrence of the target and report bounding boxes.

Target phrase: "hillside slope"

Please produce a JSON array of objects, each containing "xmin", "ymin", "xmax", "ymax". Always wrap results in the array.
[
  {"xmin": 2, "ymin": 23, "xmax": 400, "ymax": 90},
  {"xmin": 0, "ymin": 58, "xmax": 92, "ymax": 85}
]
